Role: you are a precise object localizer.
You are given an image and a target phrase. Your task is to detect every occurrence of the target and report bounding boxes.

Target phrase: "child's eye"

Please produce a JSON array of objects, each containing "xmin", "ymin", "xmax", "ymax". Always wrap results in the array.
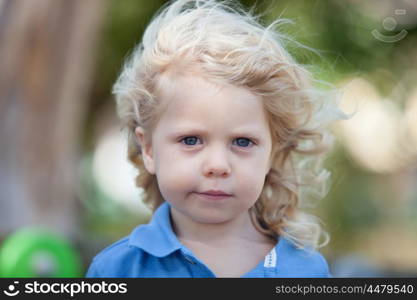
[
  {"xmin": 179, "ymin": 136, "xmax": 254, "ymax": 148},
  {"xmin": 180, "ymin": 136, "xmax": 201, "ymax": 146},
  {"xmin": 233, "ymin": 137, "xmax": 253, "ymax": 148}
]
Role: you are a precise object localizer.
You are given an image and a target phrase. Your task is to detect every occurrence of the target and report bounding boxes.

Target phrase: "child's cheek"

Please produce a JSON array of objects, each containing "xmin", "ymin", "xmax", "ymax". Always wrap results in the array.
[
  {"xmin": 239, "ymin": 168, "xmax": 265, "ymax": 195},
  {"xmin": 156, "ymin": 156, "xmax": 198, "ymax": 197},
  {"xmin": 234, "ymin": 157, "xmax": 268, "ymax": 199}
]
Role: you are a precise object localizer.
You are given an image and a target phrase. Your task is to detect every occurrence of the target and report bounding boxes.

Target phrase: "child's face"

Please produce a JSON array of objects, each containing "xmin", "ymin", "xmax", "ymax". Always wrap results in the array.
[{"xmin": 136, "ymin": 74, "xmax": 272, "ymax": 225}]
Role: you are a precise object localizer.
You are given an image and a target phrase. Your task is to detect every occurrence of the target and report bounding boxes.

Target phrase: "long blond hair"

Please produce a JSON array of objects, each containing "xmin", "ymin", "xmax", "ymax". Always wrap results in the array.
[{"xmin": 113, "ymin": 0, "xmax": 347, "ymax": 249}]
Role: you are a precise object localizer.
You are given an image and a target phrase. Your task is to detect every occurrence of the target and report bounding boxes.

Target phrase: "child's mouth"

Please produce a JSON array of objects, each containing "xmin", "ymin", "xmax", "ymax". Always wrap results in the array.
[{"xmin": 194, "ymin": 190, "xmax": 233, "ymax": 200}]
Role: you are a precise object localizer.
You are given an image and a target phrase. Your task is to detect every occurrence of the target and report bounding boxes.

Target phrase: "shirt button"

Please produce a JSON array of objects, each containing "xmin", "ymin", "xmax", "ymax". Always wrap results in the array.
[{"xmin": 184, "ymin": 255, "xmax": 196, "ymax": 264}]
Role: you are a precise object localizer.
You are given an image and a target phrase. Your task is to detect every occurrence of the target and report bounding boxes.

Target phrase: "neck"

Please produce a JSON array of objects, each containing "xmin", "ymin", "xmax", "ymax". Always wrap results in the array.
[{"xmin": 169, "ymin": 207, "xmax": 271, "ymax": 247}]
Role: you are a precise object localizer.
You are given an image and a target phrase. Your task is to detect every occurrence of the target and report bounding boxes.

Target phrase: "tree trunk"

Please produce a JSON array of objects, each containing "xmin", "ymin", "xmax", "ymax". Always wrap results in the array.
[{"xmin": 0, "ymin": 0, "xmax": 106, "ymax": 237}]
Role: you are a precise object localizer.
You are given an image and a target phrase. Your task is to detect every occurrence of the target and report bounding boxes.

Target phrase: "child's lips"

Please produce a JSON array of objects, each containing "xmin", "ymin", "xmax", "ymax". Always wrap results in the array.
[
  {"xmin": 199, "ymin": 189, "xmax": 232, "ymax": 196},
  {"xmin": 194, "ymin": 190, "xmax": 233, "ymax": 200}
]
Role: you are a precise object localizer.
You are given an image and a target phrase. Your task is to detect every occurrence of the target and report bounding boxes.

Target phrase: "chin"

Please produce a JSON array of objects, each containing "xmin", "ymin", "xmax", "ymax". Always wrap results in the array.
[{"xmin": 190, "ymin": 211, "xmax": 233, "ymax": 224}]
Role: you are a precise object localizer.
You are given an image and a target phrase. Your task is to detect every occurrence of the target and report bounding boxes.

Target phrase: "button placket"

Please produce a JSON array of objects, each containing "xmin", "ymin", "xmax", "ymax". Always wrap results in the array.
[
  {"xmin": 184, "ymin": 255, "xmax": 196, "ymax": 264},
  {"xmin": 180, "ymin": 247, "xmax": 216, "ymax": 277}
]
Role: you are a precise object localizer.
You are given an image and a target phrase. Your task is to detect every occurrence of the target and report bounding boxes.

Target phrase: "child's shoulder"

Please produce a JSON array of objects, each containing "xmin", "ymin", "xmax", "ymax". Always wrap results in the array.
[
  {"xmin": 85, "ymin": 234, "xmax": 144, "ymax": 277},
  {"xmin": 85, "ymin": 203, "xmax": 176, "ymax": 277},
  {"xmin": 92, "ymin": 236, "xmax": 134, "ymax": 261},
  {"xmin": 277, "ymin": 237, "xmax": 331, "ymax": 277}
]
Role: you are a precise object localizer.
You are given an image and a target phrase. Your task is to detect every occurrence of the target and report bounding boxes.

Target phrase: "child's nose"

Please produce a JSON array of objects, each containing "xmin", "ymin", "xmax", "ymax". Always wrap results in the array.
[
  {"xmin": 203, "ymin": 166, "xmax": 231, "ymax": 177},
  {"xmin": 202, "ymin": 150, "xmax": 231, "ymax": 178}
]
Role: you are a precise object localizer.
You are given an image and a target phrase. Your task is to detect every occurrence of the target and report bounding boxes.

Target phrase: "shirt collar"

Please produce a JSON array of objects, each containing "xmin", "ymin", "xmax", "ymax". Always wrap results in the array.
[{"xmin": 128, "ymin": 201, "xmax": 182, "ymax": 257}]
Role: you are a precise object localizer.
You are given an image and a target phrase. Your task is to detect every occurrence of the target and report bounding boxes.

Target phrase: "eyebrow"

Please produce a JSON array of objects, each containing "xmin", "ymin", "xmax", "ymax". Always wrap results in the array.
[{"xmin": 169, "ymin": 125, "xmax": 265, "ymax": 137}]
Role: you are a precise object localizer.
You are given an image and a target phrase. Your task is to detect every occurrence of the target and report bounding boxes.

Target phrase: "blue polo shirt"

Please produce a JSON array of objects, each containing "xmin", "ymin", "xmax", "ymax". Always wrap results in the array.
[{"xmin": 86, "ymin": 202, "xmax": 331, "ymax": 277}]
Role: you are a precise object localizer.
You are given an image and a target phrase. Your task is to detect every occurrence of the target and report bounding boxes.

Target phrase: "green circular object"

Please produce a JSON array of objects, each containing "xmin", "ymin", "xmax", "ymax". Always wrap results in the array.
[{"xmin": 0, "ymin": 228, "xmax": 81, "ymax": 278}]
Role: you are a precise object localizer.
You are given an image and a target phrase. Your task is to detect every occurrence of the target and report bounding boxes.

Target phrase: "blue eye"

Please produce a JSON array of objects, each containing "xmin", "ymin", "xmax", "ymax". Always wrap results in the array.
[
  {"xmin": 234, "ymin": 137, "xmax": 253, "ymax": 147},
  {"xmin": 179, "ymin": 136, "xmax": 254, "ymax": 147},
  {"xmin": 181, "ymin": 136, "xmax": 200, "ymax": 145}
]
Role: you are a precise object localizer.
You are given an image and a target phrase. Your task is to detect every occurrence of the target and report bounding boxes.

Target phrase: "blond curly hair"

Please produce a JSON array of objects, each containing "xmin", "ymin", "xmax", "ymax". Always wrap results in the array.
[{"xmin": 113, "ymin": 0, "xmax": 347, "ymax": 250}]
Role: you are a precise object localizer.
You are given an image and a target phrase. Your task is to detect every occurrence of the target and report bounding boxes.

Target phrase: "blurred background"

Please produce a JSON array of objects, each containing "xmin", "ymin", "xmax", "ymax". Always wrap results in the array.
[{"xmin": 0, "ymin": 0, "xmax": 416, "ymax": 277}]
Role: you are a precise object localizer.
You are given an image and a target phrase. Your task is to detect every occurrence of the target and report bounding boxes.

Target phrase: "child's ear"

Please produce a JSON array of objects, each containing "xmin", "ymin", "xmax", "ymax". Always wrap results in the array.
[{"xmin": 135, "ymin": 127, "xmax": 156, "ymax": 175}]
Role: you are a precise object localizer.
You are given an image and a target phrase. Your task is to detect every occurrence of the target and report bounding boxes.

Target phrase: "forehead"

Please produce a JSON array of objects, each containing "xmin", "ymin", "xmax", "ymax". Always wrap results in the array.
[{"xmin": 155, "ymin": 73, "xmax": 270, "ymax": 131}]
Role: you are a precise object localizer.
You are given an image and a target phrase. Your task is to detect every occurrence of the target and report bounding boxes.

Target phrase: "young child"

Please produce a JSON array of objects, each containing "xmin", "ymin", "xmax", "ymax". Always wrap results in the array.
[{"xmin": 86, "ymin": 0, "xmax": 345, "ymax": 278}]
